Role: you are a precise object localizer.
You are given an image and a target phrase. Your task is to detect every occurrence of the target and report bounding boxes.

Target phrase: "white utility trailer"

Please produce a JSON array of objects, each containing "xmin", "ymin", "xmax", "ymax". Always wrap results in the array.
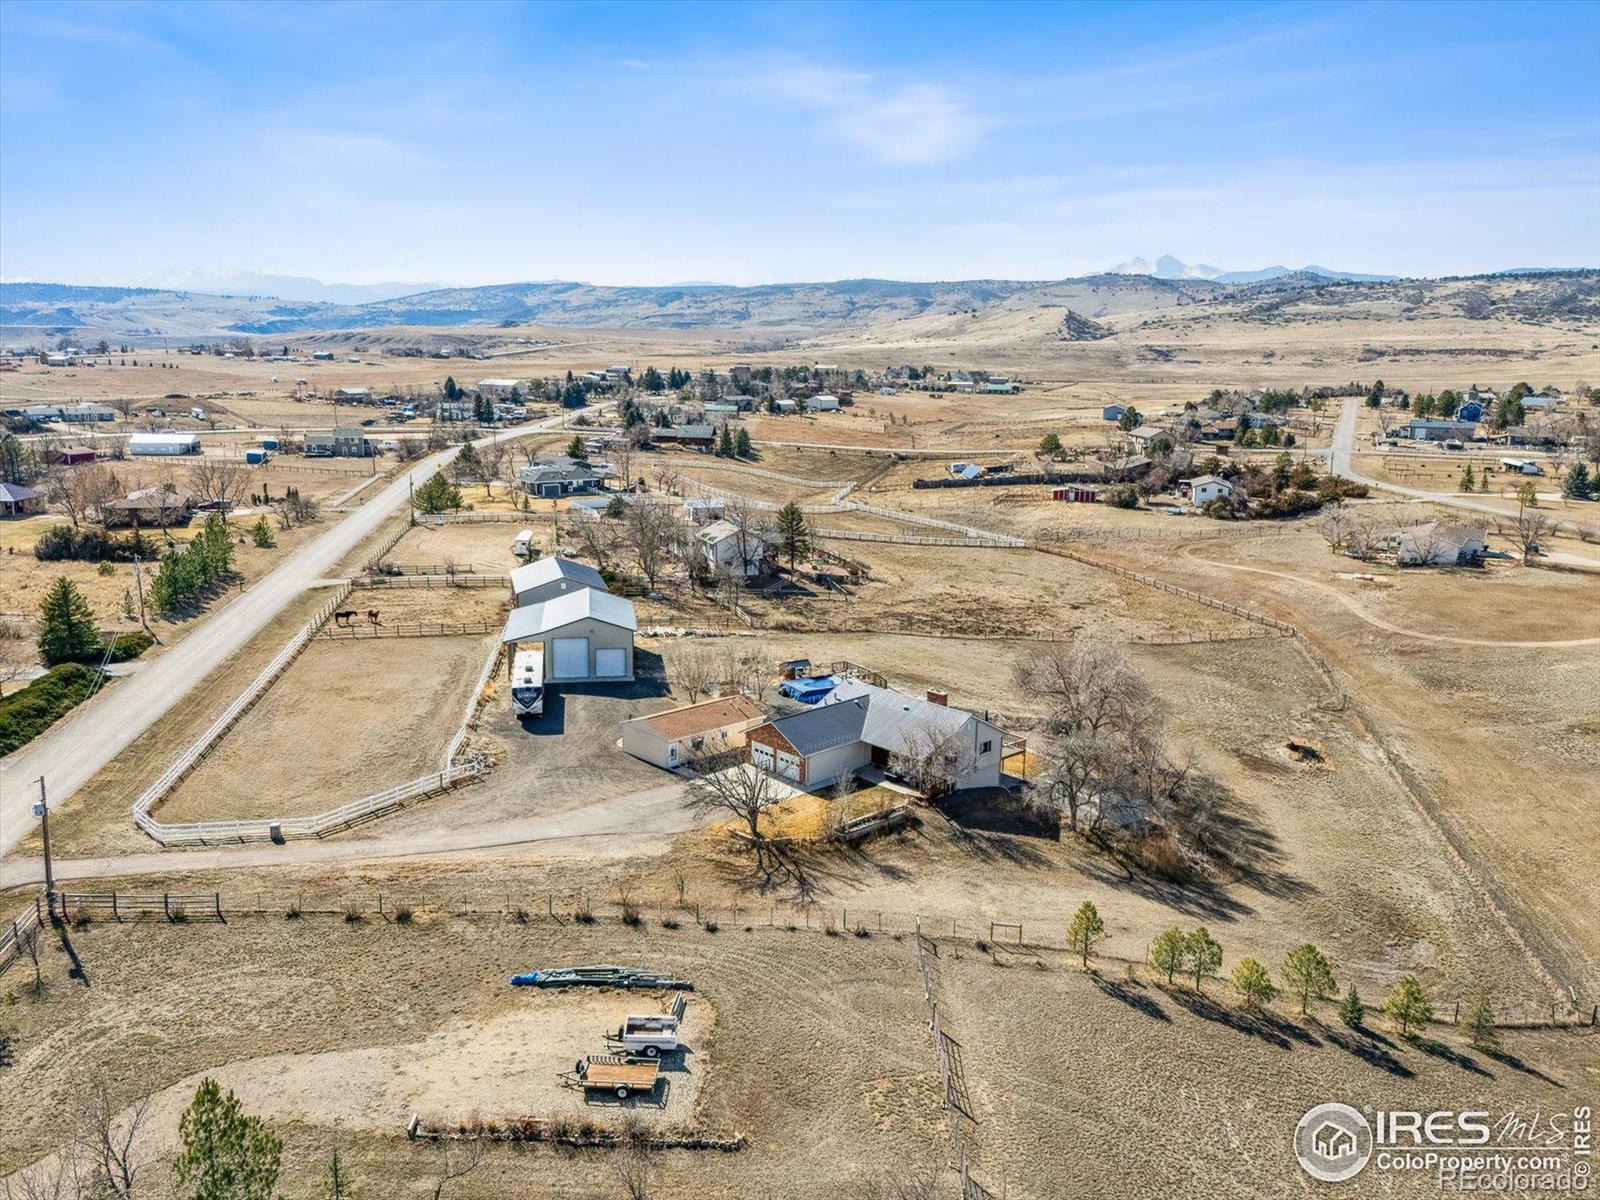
[{"xmin": 608, "ymin": 995, "xmax": 687, "ymax": 1058}]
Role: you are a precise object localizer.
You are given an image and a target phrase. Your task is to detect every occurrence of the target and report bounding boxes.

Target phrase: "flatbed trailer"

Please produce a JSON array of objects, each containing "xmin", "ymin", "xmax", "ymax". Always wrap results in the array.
[
  {"xmin": 510, "ymin": 964, "xmax": 694, "ymax": 991},
  {"xmin": 561, "ymin": 1054, "xmax": 660, "ymax": 1099}
]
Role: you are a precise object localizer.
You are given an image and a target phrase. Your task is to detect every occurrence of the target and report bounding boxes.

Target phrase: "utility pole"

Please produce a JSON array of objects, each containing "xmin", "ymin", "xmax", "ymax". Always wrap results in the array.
[{"xmin": 34, "ymin": 778, "xmax": 55, "ymax": 900}]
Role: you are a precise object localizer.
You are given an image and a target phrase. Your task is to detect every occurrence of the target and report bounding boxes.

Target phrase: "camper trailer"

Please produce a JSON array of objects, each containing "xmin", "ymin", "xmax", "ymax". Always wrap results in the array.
[
  {"xmin": 511, "ymin": 648, "xmax": 545, "ymax": 717},
  {"xmin": 512, "ymin": 528, "xmax": 535, "ymax": 559}
]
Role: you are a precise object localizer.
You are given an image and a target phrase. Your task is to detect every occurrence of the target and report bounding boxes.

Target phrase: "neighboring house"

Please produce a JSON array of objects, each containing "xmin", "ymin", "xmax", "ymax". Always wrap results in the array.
[
  {"xmin": 1401, "ymin": 418, "xmax": 1478, "ymax": 443},
  {"xmin": 1396, "ymin": 521, "xmax": 1486, "ymax": 567},
  {"xmin": 500, "ymin": 587, "xmax": 637, "ymax": 682},
  {"xmin": 1454, "ymin": 400, "xmax": 1484, "ymax": 423},
  {"xmin": 334, "ymin": 387, "xmax": 371, "ymax": 402},
  {"xmin": 477, "ymin": 378, "xmax": 526, "ymax": 399},
  {"xmin": 697, "ymin": 520, "xmax": 770, "ymax": 577},
  {"xmin": 304, "ymin": 428, "xmax": 374, "ymax": 457},
  {"xmin": 128, "ymin": 432, "xmax": 200, "ymax": 456},
  {"xmin": 683, "ymin": 497, "xmax": 725, "ymax": 525},
  {"xmin": 311, "ymin": 350, "xmax": 335, "ymax": 361},
  {"xmin": 1125, "ymin": 425, "xmax": 1173, "ymax": 452},
  {"xmin": 0, "ymin": 482, "xmax": 43, "ymax": 518},
  {"xmin": 1185, "ymin": 475, "xmax": 1235, "ymax": 507},
  {"xmin": 519, "ymin": 456, "xmax": 604, "ymax": 498},
  {"xmin": 807, "ymin": 394, "xmax": 841, "ymax": 412},
  {"xmin": 45, "ymin": 445, "xmax": 98, "ymax": 466},
  {"xmin": 982, "ymin": 379, "xmax": 1017, "ymax": 394},
  {"xmin": 568, "ymin": 495, "xmax": 618, "ymax": 520},
  {"xmin": 774, "ymin": 398, "xmax": 799, "ymax": 414},
  {"xmin": 1101, "ymin": 404, "xmax": 1127, "ymax": 422},
  {"xmin": 509, "ymin": 555, "xmax": 608, "ymax": 608},
  {"xmin": 620, "ymin": 693, "xmax": 768, "ymax": 770},
  {"xmin": 104, "ymin": 486, "xmax": 193, "ymax": 527},
  {"xmin": 655, "ymin": 424, "xmax": 715, "ymax": 448},
  {"xmin": 59, "ymin": 403, "xmax": 116, "ymax": 423},
  {"xmin": 743, "ymin": 681, "xmax": 1005, "ymax": 793},
  {"xmin": 1494, "ymin": 426, "xmax": 1557, "ymax": 448}
]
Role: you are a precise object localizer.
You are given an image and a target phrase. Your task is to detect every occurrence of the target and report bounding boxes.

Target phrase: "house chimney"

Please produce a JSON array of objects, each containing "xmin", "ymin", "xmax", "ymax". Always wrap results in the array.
[{"xmin": 926, "ymin": 690, "xmax": 948, "ymax": 706}]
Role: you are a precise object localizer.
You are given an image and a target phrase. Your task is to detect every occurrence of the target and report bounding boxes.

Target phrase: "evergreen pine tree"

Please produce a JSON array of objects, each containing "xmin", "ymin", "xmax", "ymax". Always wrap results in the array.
[{"xmin": 38, "ymin": 577, "xmax": 103, "ymax": 665}]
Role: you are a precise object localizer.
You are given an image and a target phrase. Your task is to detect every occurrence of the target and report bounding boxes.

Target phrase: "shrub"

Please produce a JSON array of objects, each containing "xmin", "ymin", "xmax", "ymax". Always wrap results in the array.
[
  {"xmin": 33, "ymin": 525, "xmax": 157, "ymax": 564},
  {"xmin": 285, "ymin": 901, "xmax": 302, "ymax": 920},
  {"xmin": 106, "ymin": 630, "xmax": 154, "ymax": 663},
  {"xmin": 97, "ymin": 561, "xmax": 116, "ymax": 577},
  {"xmin": 69, "ymin": 907, "xmax": 92, "ymax": 929},
  {"xmin": 660, "ymin": 917, "xmax": 680, "ymax": 930},
  {"xmin": 621, "ymin": 907, "xmax": 642, "ymax": 927},
  {"xmin": 1106, "ymin": 485, "xmax": 1140, "ymax": 509},
  {"xmin": 0, "ymin": 663, "xmax": 99, "ymax": 756},
  {"xmin": 702, "ymin": 918, "xmax": 719, "ymax": 933},
  {"xmin": 393, "ymin": 904, "xmax": 414, "ymax": 925},
  {"xmin": 343, "ymin": 902, "xmax": 365, "ymax": 924}
]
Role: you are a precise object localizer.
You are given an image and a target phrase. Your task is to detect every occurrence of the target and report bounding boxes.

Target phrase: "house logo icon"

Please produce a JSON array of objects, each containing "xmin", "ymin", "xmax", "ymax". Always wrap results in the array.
[{"xmin": 1294, "ymin": 1103, "xmax": 1373, "ymax": 1183}]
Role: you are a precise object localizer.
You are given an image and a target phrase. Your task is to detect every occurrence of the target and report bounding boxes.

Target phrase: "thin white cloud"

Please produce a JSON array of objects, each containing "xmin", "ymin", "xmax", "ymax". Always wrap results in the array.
[
  {"xmin": 828, "ymin": 82, "xmax": 987, "ymax": 164},
  {"xmin": 747, "ymin": 59, "xmax": 986, "ymax": 164}
]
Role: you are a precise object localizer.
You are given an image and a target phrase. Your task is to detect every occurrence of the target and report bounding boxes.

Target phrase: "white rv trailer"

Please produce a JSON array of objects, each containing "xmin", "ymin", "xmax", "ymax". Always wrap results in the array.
[{"xmin": 511, "ymin": 648, "xmax": 545, "ymax": 717}]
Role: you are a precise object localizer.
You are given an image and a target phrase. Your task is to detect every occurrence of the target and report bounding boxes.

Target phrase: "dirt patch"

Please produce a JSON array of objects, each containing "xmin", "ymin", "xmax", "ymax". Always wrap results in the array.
[{"xmin": 155, "ymin": 634, "xmax": 492, "ymax": 822}]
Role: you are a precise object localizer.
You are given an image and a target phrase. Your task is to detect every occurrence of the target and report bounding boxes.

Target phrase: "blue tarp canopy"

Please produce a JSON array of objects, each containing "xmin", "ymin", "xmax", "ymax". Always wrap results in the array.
[{"xmin": 780, "ymin": 675, "xmax": 838, "ymax": 703}]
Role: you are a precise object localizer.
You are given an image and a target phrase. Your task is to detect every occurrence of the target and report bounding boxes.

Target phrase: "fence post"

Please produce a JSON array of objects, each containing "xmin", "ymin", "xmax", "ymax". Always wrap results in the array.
[{"xmin": 213, "ymin": 893, "xmax": 222, "ymax": 920}]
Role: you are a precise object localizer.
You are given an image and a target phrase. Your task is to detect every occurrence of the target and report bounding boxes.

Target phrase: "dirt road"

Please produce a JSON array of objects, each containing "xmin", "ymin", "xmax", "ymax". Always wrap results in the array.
[
  {"xmin": 1330, "ymin": 395, "xmax": 1600, "ymax": 544},
  {"xmin": 0, "ymin": 410, "xmax": 589, "ymax": 881},
  {"xmin": 1, "ymin": 780, "xmax": 690, "ymax": 887}
]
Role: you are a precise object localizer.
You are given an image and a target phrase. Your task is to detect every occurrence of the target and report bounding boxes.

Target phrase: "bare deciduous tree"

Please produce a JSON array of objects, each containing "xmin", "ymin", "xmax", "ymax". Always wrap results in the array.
[
  {"xmin": 1504, "ymin": 499, "xmax": 1557, "ymax": 564},
  {"xmin": 571, "ymin": 515, "xmax": 624, "ymax": 574},
  {"xmin": 887, "ymin": 724, "xmax": 975, "ymax": 798},
  {"xmin": 626, "ymin": 500, "xmax": 676, "ymax": 590},
  {"xmin": 187, "ymin": 458, "xmax": 250, "ymax": 516},
  {"xmin": 684, "ymin": 749, "xmax": 782, "ymax": 841},
  {"xmin": 74, "ymin": 1076, "xmax": 151, "ymax": 1200},
  {"xmin": 1316, "ymin": 502, "xmax": 1354, "ymax": 553},
  {"xmin": 669, "ymin": 643, "xmax": 720, "ymax": 704},
  {"xmin": 427, "ymin": 1138, "xmax": 486, "ymax": 1200}
]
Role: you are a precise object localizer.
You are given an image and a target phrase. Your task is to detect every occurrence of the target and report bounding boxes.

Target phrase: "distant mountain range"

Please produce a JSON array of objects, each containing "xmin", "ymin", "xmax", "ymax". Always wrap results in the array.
[
  {"xmin": 1108, "ymin": 255, "xmax": 1397, "ymax": 284},
  {"xmin": 2, "ymin": 268, "xmax": 1594, "ymax": 342},
  {"xmin": 85, "ymin": 269, "xmax": 450, "ymax": 305}
]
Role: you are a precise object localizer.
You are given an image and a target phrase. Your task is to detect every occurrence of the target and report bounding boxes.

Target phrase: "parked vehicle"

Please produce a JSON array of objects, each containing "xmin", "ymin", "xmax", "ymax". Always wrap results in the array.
[
  {"xmin": 512, "ymin": 528, "xmax": 535, "ymax": 558},
  {"xmin": 190, "ymin": 406, "xmax": 206, "ymax": 420},
  {"xmin": 511, "ymin": 648, "xmax": 545, "ymax": 717}
]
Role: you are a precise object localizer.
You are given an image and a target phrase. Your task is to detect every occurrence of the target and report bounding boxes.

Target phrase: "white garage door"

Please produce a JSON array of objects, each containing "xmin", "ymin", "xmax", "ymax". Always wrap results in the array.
[
  {"xmin": 551, "ymin": 637, "xmax": 588, "ymax": 678},
  {"xmin": 776, "ymin": 750, "xmax": 801, "ymax": 781},
  {"xmin": 594, "ymin": 648, "xmax": 628, "ymax": 678},
  {"xmin": 751, "ymin": 743, "xmax": 775, "ymax": 771}
]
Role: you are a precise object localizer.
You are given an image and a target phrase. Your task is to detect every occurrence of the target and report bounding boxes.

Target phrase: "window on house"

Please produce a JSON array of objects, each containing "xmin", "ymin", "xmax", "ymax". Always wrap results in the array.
[{"xmin": 980, "ymin": 740, "xmax": 993, "ymax": 754}]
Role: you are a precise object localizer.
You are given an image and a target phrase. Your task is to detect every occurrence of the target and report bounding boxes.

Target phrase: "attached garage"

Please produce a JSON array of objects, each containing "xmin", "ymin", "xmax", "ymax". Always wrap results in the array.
[{"xmin": 500, "ymin": 587, "xmax": 637, "ymax": 685}]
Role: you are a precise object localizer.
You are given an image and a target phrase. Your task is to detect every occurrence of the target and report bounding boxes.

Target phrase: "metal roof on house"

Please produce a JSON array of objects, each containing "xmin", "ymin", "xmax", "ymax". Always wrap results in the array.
[
  {"xmin": 500, "ymin": 588, "xmax": 637, "ymax": 643},
  {"xmin": 509, "ymin": 556, "xmax": 607, "ymax": 596},
  {"xmin": 827, "ymin": 680, "xmax": 978, "ymax": 758},
  {"xmin": 764, "ymin": 697, "xmax": 870, "ymax": 756},
  {"xmin": 0, "ymin": 482, "xmax": 39, "ymax": 502}
]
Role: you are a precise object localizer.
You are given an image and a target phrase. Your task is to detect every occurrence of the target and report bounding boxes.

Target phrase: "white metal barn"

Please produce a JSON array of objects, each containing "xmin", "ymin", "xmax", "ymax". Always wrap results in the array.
[
  {"xmin": 500, "ymin": 588, "xmax": 637, "ymax": 683},
  {"xmin": 508, "ymin": 556, "xmax": 609, "ymax": 608},
  {"xmin": 128, "ymin": 432, "xmax": 201, "ymax": 456}
]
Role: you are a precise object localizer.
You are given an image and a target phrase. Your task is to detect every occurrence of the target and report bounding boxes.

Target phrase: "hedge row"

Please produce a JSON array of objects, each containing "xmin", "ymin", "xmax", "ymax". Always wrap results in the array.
[{"xmin": 0, "ymin": 663, "xmax": 101, "ymax": 756}]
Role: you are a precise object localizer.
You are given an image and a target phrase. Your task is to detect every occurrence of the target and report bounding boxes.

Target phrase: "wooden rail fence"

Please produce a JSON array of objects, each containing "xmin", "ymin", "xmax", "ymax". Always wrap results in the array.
[
  {"xmin": 318, "ymin": 620, "xmax": 500, "ymax": 640},
  {"xmin": 0, "ymin": 894, "xmax": 45, "ymax": 977}
]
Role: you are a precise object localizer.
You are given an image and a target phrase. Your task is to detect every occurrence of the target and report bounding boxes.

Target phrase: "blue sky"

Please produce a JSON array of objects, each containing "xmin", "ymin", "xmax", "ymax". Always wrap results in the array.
[{"xmin": 2, "ymin": 0, "xmax": 1597, "ymax": 288}]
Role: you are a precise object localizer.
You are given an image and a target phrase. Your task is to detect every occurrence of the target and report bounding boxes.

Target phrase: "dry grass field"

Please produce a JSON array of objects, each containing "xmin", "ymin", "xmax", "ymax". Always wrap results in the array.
[
  {"xmin": 0, "ymin": 914, "xmax": 945, "ymax": 1199},
  {"xmin": 155, "ymin": 634, "xmax": 493, "ymax": 823},
  {"xmin": 933, "ymin": 943, "xmax": 1598, "ymax": 1200}
]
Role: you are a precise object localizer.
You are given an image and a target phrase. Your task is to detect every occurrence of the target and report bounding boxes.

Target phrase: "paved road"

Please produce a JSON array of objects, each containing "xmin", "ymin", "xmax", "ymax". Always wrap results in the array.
[
  {"xmin": 0, "ymin": 410, "xmax": 582, "ymax": 879},
  {"xmin": 1, "ymin": 781, "xmax": 692, "ymax": 887},
  {"xmin": 1331, "ymin": 395, "xmax": 1600, "ymax": 542}
]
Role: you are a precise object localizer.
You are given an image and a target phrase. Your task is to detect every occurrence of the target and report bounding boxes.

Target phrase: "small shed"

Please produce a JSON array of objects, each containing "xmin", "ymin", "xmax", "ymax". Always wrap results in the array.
[
  {"xmin": 1052, "ymin": 485, "xmax": 1098, "ymax": 503},
  {"xmin": 807, "ymin": 394, "xmax": 841, "ymax": 412}
]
